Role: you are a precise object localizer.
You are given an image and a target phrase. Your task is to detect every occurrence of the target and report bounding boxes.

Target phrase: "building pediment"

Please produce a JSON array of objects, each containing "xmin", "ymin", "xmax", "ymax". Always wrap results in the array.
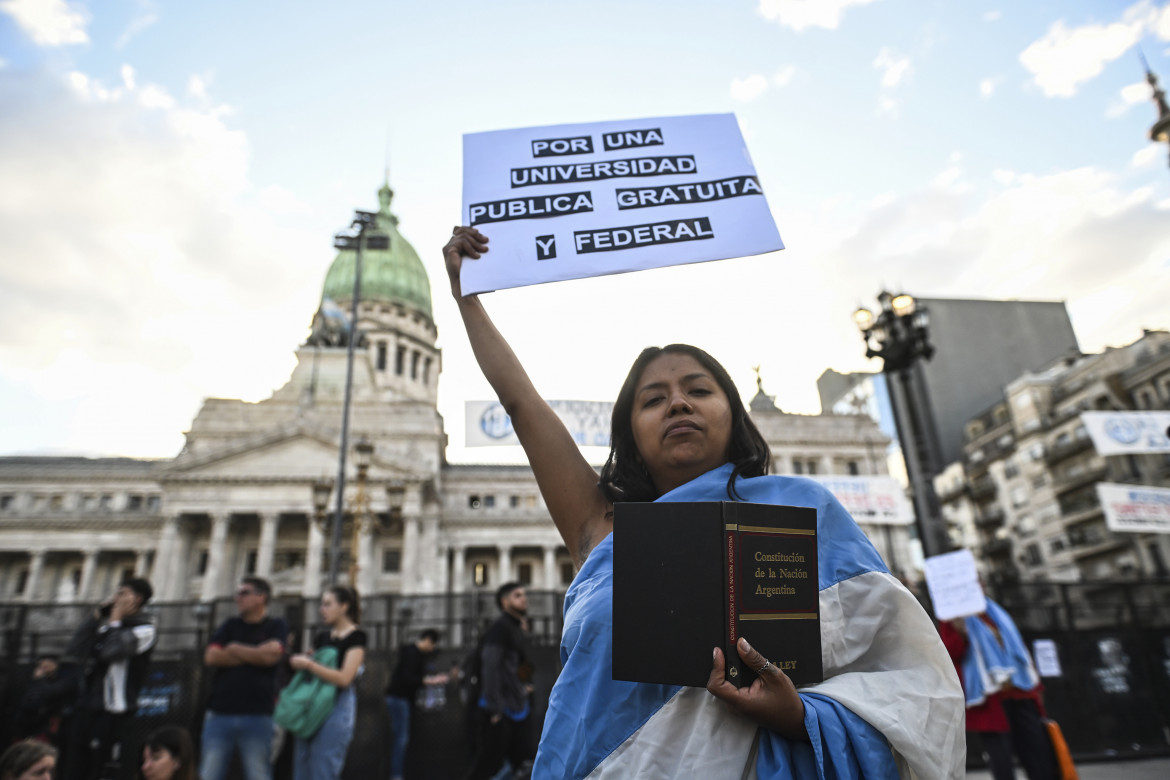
[{"xmin": 163, "ymin": 425, "xmax": 413, "ymax": 483}]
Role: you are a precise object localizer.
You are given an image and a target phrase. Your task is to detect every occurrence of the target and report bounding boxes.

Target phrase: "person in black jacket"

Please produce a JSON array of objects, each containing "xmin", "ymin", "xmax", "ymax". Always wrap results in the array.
[
  {"xmin": 11, "ymin": 655, "xmax": 75, "ymax": 747},
  {"xmin": 62, "ymin": 577, "xmax": 156, "ymax": 780},
  {"xmin": 463, "ymin": 583, "xmax": 533, "ymax": 780},
  {"xmin": 385, "ymin": 629, "xmax": 447, "ymax": 780}
]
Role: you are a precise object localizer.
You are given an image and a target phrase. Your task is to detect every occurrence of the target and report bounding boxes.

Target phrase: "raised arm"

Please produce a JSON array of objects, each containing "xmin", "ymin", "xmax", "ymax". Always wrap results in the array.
[{"xmin": 444, "ymin": 227, "xmax": 610, "ymax": 564}]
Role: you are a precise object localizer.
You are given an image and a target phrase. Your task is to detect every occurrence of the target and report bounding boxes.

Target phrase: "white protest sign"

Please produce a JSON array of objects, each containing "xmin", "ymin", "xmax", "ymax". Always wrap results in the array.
[
  {"xmin": 810, "ymin": 476, "xmax": 914, "ymax": 526},
  {"xmin": 1081, "ymin": 411, "xmax": 1170, "ymax": 455},
  {"xmin": 461, "ymin": 113, "xmax": 783, "ymax": 294},
  {"xmin": 1097, "ymin": 482, "xmax": 1170, "ymax": 534},
  {"xmin": 1033, "ymin": 639, "xmax": 1063, "ymax": 678},
  {"xmin": 923, "ymin": 549, "xmax": 988, "ymax": 621},
  {"xmin": 466, "ymin": 400, "xmax": 614, "ymax": 447}
]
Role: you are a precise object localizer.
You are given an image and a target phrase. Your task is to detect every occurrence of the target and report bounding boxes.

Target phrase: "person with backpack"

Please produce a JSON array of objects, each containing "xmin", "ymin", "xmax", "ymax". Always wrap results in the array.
[{"xmin": 288, "ymin": 586, "xmax": 366, "ymax": 780}]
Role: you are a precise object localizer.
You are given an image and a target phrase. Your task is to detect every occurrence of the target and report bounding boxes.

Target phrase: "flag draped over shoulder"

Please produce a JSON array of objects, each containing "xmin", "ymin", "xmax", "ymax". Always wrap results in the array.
[{"xmin": 531, "ymin": 464, "xmax": 965, "ymax": 780}]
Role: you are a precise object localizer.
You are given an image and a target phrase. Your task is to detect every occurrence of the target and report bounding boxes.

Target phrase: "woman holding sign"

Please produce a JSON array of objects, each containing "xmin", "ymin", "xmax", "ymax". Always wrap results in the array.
[{"xmin": 444, "ymin": 226, "xmax": 963, "ymax": 779}]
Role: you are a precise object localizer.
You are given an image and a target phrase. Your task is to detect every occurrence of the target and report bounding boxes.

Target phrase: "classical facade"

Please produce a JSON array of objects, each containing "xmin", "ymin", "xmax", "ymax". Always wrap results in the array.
[
  {"xmin": 936, "ymin": 329, "xmax": 1170, "ymax": 585},
  {"xmin": 0, "ymin": 184, "xmax": 905, "ymax": 604}
]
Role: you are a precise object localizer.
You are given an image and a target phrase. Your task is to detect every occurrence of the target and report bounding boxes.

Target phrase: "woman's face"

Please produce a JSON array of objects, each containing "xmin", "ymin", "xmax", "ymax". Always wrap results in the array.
[
  {"xmin": 319, "ymin": 592, "xmax": 346, "ymax": 626},
  {"xmin": 141, "ymin": 746, "xmax": 180, "ymax": 780},
  {"xmin": 630, "ymin": 352, "xmax": 733, "ymax": 495},
  {"xmin": 17, "ymin": 756, "xmax": 55, "ymax": 780}
]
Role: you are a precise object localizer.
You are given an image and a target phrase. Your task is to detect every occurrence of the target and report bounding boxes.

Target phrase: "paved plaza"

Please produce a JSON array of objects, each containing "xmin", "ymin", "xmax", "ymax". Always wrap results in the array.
[{"xmin": 966, "ymin": 755, "xmax": 1170, "ymax": 779}]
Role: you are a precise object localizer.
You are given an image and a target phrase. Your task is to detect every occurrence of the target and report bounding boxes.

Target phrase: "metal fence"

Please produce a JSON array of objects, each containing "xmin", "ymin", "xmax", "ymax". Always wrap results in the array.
[
  {"xmin": 1, "ymin": 582, "xmax": 1168, "ymax": 777},
  {"xmin": 0, "ymin": 591, "xmax": 566, "ymax": 780}
]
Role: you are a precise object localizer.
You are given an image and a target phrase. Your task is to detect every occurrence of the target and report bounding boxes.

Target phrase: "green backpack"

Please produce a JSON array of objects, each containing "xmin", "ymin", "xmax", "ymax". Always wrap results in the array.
[{"xmin": 274, "ymin": 645, "xmax": 340, "ymax": 739}]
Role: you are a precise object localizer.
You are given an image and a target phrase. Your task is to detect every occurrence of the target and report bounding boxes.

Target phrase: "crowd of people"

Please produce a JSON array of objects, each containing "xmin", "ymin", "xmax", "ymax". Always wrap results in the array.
[{"xmin": 1, "ymin": 570, "xmax": 535, "ymax": 780}]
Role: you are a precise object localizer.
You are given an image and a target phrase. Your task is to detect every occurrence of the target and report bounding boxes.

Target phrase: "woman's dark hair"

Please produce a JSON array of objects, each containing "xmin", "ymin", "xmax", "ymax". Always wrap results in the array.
[
  {"xmin": 600, "ymin": 344, "xmax": 770, "ymax": 503},
  {"xmin": 0, "ymin": 740, "xmax": 56, "ymax": 780},
  {"xmin": 141, "ymin": 726, "xmax": 195, "ymax": 780},
  {"xmin": 328, "ymin": 585, "xmax": 361, "ymax": 624}
]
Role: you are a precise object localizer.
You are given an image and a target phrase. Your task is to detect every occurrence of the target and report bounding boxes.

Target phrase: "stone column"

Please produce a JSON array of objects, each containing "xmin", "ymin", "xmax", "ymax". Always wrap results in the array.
[
  {"xmin": 452, "ymin": 546, "xmax": 466, "ymax": 594},
  {"xmin": 304, "ymin": 517, "xmax": 324, "ymax": 598},
  {"xmin": 257, "ymin": 513, "xmax": 279, "ymax": 579},
  {"xmin": 24, "ymin": 549, "xmax": 46, "ymax": 602},
  {"xmin": 201, "ymin": 514, "xmax": 231, "ymax": 602},
  {"xmin": 357, "ymin": 520, "xmax": 375, "ymax": 595},
  {"xmin": 134, "ymin": 550, "xmax": 151, "ymax": 577},
  {"xmin": 818, "ymin": 456, "xmax": 832, "ymax": 476},
  {"xmin": 153, "ymin": 516, "xmax": 180, "ymax": 599},
  {"xmin": 543, "ymin": 546, "xmax": 557, "ymax": 590},
  {"xmin": 400, "ymin": 483, "xmax": 423, "ymax": 594},
  {"xmin": 497, "ymin": 546, "xmax": 511, "ymax": 585},
  {"xmin": 77, "ymin": 550, "xmax": 99, "ymax": 603}
]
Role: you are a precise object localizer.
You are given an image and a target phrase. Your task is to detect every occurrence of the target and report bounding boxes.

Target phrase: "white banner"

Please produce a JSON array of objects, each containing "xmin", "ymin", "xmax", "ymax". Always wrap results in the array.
[
  {"xmin": 810, "ymin": 475, "xmax": 914, "ymax": 526},
  {"xmin": 923, "ymin": 549, "xmax": 988, "ymax": 621},
  {"xmin": 461, "ymin": 113, "xmax": 783, "ymax": 294},
  {"xmin": 1081, "ymin": 411, "xmax": 1170, "ymax": 455},
  {"xmin": 1096, "ymin": 482, "xmax": 1170, "ymax": 534},
  {"xmin": 466, "ymin": 400, "xmax": 614, "ymax": 447}
]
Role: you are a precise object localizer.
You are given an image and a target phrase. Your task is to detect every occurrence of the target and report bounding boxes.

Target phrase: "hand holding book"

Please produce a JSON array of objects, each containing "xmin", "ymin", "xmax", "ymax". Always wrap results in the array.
[{"xmin": 707, "ymin": 636, "xmax": 808, "ymax": 742}]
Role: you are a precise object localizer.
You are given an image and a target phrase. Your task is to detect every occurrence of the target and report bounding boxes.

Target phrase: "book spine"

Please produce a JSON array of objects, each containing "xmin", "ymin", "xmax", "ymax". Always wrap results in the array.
[{"xmin": 724, "ymin": 513, "xmax": 743, "ymax": 687}]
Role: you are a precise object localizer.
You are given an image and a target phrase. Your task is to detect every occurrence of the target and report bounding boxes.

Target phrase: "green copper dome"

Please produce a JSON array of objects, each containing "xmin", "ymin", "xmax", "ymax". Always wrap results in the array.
[{"xmin": 321, "ymin": 182, "xmax": 433, "ymax": 321}]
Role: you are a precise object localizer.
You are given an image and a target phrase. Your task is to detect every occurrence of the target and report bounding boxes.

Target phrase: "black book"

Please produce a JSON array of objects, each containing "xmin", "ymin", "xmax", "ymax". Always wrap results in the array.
[{"xmin": 612, "ymin": 500, "xmax": 822, "ymax": 688}]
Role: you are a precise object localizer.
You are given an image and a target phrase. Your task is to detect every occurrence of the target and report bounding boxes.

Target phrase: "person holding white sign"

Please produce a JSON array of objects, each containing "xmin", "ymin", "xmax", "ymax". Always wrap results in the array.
[
  {"xmin": 443, "ymin": 226, "xmax": 963, "ymax": 779},
  {"xmin": 939, "ymin": 604, "xmax": 1058, "ymax": 780}
]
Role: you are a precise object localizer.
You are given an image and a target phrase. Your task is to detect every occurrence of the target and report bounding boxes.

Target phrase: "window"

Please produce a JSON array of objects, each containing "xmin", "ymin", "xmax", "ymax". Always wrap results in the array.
[
  {"xmin": 0, "ymin": 494, "xmax": 13, "ymax": 510},
  {"xmin": 1004, "ymin": 461, "xmax": 1019, "ymax": 479},
  {"xmin": 127, "ymin": 495, "xmax": 143, "ymax": 512},
  {"xmin": 806, "ymin": 460, "xmax": 818, "ymax": 475},
  {"xmin": 468, "ymin": 495, "xmax": 481, "ymax": 509},
  {"xmin": 411, "ymin": 350, "xmax": 420, "ymax": 380},
  {"xmin": 473, "ymin": 562, "xmax": 488, "ymax": 587},
  {"xmin": 120, "ymin": 567, "xmax": 134, "ymax": 584},
  {"xmin": 965, "ymin": 420, "xmax": 984, "ymax": 440},
  {"xmin": 14, "ymin": 569, "xmax": 28, "ymax": 595},
  {"xmin": 146, "ymin": 496, "xmax": 160, "ymax": 512},
  {"xmin": 30, "ymin": 495, "xmax": 45, "ymax": 511},
  {"xmin": 245, "ymin": 551, "xmax": 257, "ymax": 574},
  {"xmin": 483, "ymin": 495, "xmax": 495, "ymax": 509},
  {"xmin": 517, "ymin": 563, "xmax": 533, "ymax": 585},
  {"xmin": 1049, "ymin": 537, "xmax": 1066, "ymax": 554},
  {"xmin": 49, "ymin": 495, "xmax": 64, "ymax": 510},
  {"xmin": 70, "ymin": 568, "xmax": 81, "ymax": 593},
  {"xmin": 1022, "ymin": 543, "xmax": 1042, "ymax": 567},
  {"xmin": 1010, "ymin": 485, "xmax": 1028, "ymax": 508},
  {"xmin": 1032, "ymin": 475, "xmax": 1048, "ymax": 490},
  {"xmin": 99, "ymin": 495, "xmax": 113, "ymax": 510},
  {"xmin": 846, "ymin": 461, "xmax": 859, "ymax": 476},
  {"xmin": 376, "ymin": 342, "xmax": 387, "ymax": 371},
  {"xmin": 509, "ymin": 495, "xmax": 521, "ymax": 509},
  {"xmin": 560, "ymin": 562, "xmax": 575, "ymax": 586},
  {"xmin": 423, "ymin": 357, "xmax": 432, "ymax": 384},
  {"xmin": 793, "ymin": 461, "xmax": 803, "ymax": 475},
  {"xmin": 382, "ymin": 549, "xmax": 401, "ymax": 572},
  {"xmin": 395, "ymin": 345, "xmax": 406, "ymax": 376},
  {"xmin": 197, "ymin": 551, "xmax": 209, "ymax": 575}
]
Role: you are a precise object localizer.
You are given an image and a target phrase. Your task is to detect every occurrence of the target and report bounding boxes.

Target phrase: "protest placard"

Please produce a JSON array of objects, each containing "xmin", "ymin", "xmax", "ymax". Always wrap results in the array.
[
  {"xmin": 466, "ymin": 400, "xmax": 613, "ymax": 447},
  {"xmin": 461, "ymin": 113, "xmax": 783, "ymax": 294},
  {"xmin": 923, "ymin": 549, "xmax": 987, "ymax": 621},
  {"xmin": 1081, "ymin": 411, "xmax": 1170, "ymax": 455},
  {"xmin": 810, "ymin": 476, "xmax": 914, "ymax": 526},
  {"xmin": 1097, "ymin": 482, "xmax": 1170, "ymax": 534}
]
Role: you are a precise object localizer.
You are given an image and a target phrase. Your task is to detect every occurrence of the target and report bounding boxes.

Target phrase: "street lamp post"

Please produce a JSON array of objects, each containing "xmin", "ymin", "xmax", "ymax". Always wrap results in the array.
[
  {"xmin": 853, "ymin": 292, "xmax": 951, "ymax": 559},
  {"xmin": 328, "ymin": 211, "xmax": 390, "ymax": 586}
]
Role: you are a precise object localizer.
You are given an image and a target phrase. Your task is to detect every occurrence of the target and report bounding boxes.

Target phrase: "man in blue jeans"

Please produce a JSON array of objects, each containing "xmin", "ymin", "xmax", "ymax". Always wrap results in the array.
[
  {"xmin": 385, "ymin": 628, "xmax": 446, "ymax": 780},
  {"xmin": 200, "ymin": 576, "xmax": 289, "ymax": 780}
]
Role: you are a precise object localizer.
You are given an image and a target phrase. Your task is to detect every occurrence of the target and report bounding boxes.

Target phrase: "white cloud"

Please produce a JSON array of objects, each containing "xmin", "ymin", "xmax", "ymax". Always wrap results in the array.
[
  {"xmin": 984, "ymin": 11, "xmax": 1002, "ymax": 23},
  {"xmin": 0, "ymin": 0, "xmax": 88, "ymax": 46},
  {"xmin": 1019, "ymin": 1, "xmax": 1160, "ymax": 97},
  {"xmin": 873, "ymin": 48, "xmax": 911, "ymax": 88},
  {"xmin": 1131, "ymin": 143, "xmax": 1163, "ymax": 167},
  {"xmin": 1107, "ymin": 79, "xmax": 1154, "ymax": 117},
  {"xmin": 757, "ymin": 0, "xmax": 879, "ymax": 32},
  {"xmin": 979, "ymin": 78, "xmax": 997, "ymax": 98},
  {"xmin": 114, "ymin": 1, "xmax": 159, "ymax": 49},
  {"xmin": 121, "ymin": 64, "xmax": 137, "ymax": 91},
  {"xmin": 773, "ymin": 66, "xmax": 797, "ymax": 87},
  {"xmin": 0, "ymin": 68, "xmax": 325, "ymax": 456},
  {"xmin": 730, "ymin": 73, "xmax": 770, "ymax": 102}
]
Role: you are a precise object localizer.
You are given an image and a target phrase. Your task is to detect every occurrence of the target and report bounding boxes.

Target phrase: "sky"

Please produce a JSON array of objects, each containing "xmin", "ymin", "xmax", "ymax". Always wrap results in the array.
[{"xmin": 1, "ymin": 0, "xmax": 1168, "ymax": 465}]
